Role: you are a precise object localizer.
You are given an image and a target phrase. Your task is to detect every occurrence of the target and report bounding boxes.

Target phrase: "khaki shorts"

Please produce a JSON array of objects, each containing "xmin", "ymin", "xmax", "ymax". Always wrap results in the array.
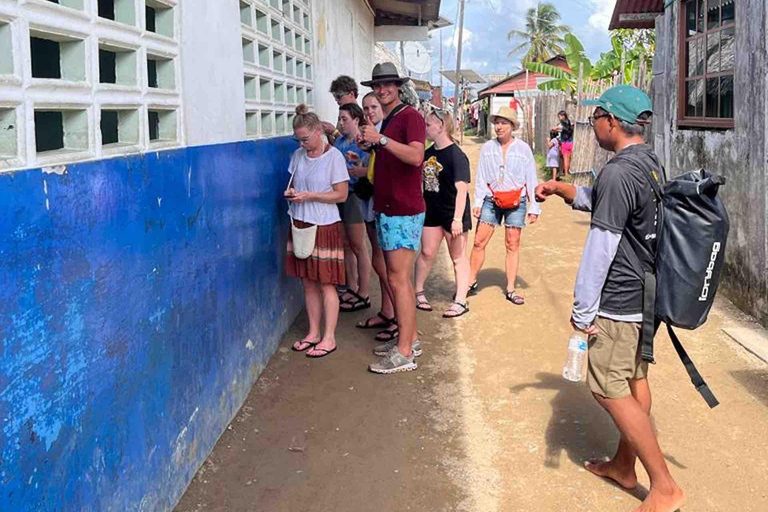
[{"xmin": 587, "ymin": 316, "xmax": 648, "ymax": 399}]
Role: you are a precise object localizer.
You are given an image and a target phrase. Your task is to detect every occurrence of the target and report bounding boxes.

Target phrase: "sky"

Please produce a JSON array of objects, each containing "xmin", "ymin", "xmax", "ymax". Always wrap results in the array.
[{"xmin": 417, "ymin": 0, "xmax": 617, "ymax": 92}]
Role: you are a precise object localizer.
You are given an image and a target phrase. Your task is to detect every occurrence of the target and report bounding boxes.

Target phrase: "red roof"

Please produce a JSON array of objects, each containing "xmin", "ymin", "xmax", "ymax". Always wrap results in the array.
[
  {"xmin": 478, "ymin": 56, "xmax": 571, "ymax": 97},
  {"xmin": 609, "ymin": 0, "xmax": 664, "ymax": 30}
]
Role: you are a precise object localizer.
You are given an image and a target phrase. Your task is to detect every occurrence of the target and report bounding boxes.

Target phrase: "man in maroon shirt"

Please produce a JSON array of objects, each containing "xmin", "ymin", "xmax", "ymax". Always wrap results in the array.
[{"xmin": 359, "ymin": 62, "xmax": 426, "ymax": 374}]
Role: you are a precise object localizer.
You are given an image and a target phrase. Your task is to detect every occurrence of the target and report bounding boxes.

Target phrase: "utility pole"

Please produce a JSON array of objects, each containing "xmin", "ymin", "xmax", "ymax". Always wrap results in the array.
[
  {"xmin": 400, "ymin": 41, "xmax": 406, "ymax": 76},
  {"xmin": 452, "ymin": 0, "xmax": 466, "ymax": 124},
  {"xmin": 439, "ymin": 28, "xmax": 443, "ymax": 91}
]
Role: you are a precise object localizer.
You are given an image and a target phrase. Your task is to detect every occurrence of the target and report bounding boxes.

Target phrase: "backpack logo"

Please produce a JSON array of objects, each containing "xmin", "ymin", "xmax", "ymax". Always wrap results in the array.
[{"xmin": 698, "ymin": 242, "xmax": 721, "ymax": 302}]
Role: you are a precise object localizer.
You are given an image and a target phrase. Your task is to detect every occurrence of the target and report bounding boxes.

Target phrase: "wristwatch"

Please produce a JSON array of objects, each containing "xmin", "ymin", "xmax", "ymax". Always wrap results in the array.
[{"xmin": 378, "ymin": 135, "xmax": 389, "ymax": 147}]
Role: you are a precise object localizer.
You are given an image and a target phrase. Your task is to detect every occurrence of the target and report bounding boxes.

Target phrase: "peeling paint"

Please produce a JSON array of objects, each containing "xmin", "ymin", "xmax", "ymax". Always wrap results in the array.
[{"xmin": 42, "ymin": 165, "xmax": 67, "ymax": 176}]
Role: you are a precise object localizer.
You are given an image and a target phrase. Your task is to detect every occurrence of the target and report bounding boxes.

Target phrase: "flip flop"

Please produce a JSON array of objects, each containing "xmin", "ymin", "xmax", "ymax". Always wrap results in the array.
[
  {"xmin": 357, "ymin": 313, "xmax": 395, "ymax": 329},
  {"xmin": 505, "ymin": 290, "xmax": 525, "ymax": 305},
  {"xmin": 306, "ymin": 346, "xmax": 337, "ymax": 358},
  {"xmin": 443, "ymin": 301, "xmax": 469, "ymax": 318},
  {"xmin": 467, "ymin": 281, "xmax": 479, "ymax": 297},
  {"xmin": 292, "ymin": 339, "xmax": 319, "ymax": 352},
  {"xmin": 415, "ymin": 291, "xmax": 433, "ymax": 312}
]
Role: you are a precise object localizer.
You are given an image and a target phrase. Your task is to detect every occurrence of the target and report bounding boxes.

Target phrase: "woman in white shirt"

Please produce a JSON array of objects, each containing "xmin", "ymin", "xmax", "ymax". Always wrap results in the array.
[
  {"xmin": 468, "ymin": 107, "xmax": 540, "ymax": 305},
  {"xmin": 285, "ymin": 105, "xmax": 349, "ymax": 357}
]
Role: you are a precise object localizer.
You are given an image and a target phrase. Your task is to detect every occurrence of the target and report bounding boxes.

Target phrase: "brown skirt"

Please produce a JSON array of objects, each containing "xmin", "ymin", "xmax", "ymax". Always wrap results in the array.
[{"xmin": 286, "ymin": 221, "xmax": 346, "ymax": 285}]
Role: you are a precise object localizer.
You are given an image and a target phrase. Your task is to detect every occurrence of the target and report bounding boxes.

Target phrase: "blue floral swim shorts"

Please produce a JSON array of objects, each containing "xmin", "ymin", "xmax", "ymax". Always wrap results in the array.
[{"xmin": 375, "ymin": 212, "xmax": 425, "ymax": 252}]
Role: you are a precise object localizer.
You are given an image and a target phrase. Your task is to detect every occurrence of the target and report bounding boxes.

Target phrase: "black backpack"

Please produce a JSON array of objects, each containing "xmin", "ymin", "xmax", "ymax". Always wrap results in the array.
[{"xmin": 630, "ymin": 168, "xmax": 729, "ymax": 409}]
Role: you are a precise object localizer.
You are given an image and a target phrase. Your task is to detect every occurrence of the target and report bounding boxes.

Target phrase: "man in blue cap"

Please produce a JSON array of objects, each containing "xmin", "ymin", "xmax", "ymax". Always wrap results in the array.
[{"xmin": 536, "ymin": 85, "xmax": 685, "ymax": 512}]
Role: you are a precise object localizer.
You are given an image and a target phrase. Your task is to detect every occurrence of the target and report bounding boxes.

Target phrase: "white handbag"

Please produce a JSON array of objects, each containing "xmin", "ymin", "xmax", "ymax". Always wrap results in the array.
[{"xmin": 286, "ymin": 166, "xmax": 317, "ymax": 260}]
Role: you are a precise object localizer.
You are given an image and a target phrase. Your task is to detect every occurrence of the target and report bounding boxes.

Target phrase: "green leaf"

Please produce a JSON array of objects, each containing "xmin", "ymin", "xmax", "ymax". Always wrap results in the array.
[
  {"xmin": 524, "ymin": 61, "xmax": 575, "ymax": 81},
  {"xmin": 563, "ymin": 33, "xmax": 592, "ymax": 78}
]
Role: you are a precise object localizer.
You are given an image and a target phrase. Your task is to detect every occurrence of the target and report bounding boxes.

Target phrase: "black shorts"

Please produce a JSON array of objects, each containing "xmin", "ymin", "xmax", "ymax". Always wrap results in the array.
[{"xmin": 424, "ymin": 209, "xmax": 472, "ymax": 233}]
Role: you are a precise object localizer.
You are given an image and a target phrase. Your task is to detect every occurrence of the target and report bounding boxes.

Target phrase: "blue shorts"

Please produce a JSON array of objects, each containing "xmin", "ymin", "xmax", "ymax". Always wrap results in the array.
[
  {"xmin": 478, "ymin": 196, "xmax": 527, "ymax": 228},
  {"xmin": 375, "ymin": 212, "xmax": 425, "ymax": 252}
]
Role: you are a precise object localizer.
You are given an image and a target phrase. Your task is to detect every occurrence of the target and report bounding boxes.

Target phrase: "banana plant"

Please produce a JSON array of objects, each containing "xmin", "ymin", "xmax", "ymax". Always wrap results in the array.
[{"xmin": 524, "ymin": 34, "xmax": 592, "ymax": 98}]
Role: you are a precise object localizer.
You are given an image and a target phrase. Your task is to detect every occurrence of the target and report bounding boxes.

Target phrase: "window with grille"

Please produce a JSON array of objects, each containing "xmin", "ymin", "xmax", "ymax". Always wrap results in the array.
[{"xmin": 678, "ymin": 0, "xmax": 735, "ymax": 128}]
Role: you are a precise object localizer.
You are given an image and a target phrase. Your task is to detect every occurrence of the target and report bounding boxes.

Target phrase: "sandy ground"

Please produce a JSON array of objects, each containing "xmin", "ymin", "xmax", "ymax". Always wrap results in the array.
[{"xmin": 175, "ymin": 137, "xmax": 768, "ymax": 512}]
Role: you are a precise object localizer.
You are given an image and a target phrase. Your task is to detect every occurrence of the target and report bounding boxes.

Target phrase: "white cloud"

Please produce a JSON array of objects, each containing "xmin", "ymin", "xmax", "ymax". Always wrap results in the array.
[
  {"xmin": 444, "ymin": 28, "xmax": 473, "ymax": 49},
  {"xmin": 588, "ymin": 0, "xmax": 615, "ymax": 33}
]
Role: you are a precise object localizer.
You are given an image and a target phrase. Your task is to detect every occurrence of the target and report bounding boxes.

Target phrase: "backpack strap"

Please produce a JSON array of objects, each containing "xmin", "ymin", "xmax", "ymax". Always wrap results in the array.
[{"xmin": 667, "ymin": 324, "xmax": 720, "ymax": 408}]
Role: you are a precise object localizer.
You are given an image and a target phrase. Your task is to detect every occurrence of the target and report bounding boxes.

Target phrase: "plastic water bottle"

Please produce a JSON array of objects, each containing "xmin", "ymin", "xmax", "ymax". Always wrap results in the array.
[{"xmin": 563, "ymin": 332, "xmax": 588, "ymax": 382}]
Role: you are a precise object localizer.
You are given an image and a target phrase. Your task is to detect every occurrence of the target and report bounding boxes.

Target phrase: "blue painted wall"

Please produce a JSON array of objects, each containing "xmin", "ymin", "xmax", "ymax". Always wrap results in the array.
[{"xmin": 0, "ymin": 138, "xmax": 303, "ymax": 511}]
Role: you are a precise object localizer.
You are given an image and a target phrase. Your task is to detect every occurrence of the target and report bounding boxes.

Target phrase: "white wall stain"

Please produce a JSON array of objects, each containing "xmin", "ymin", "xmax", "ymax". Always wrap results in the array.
[
  {"xmin": 42, "ymin": 166, "xmax": 67, "ymax": 175},
  {"xmin": 246, "ymin": 339, "xmax": 255, "ymax": 351}
]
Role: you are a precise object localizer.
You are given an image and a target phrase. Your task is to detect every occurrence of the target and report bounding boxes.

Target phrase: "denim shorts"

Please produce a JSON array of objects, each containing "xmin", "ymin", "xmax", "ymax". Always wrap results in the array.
[
  {"xmin": 478, "ymin": 196, "xmax": 527, "ymax": 228},
  {"xmin": 375, "ymin": 212, "xmax": 425, "ymax": 252}
]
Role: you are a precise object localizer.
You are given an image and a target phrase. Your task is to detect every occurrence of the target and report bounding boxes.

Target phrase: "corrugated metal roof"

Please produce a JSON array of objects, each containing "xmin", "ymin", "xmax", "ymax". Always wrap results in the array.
[
  {"xmin": 609, "ymin": 0, "xmax": 664, "ymax": 30},
  {"xmin": 478, "ymin": 56, "xmax": 571, "ymax": 98},
  {"xmin": 369, "ymin": 0, "xmax": 442, "ymax": 27}
]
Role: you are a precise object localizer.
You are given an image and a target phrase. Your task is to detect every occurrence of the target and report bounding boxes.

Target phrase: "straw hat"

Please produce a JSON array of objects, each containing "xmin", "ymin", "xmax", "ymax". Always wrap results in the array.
[{"xmin": 490, "ymin": 106, "xmax": 520, "ymax": 130}]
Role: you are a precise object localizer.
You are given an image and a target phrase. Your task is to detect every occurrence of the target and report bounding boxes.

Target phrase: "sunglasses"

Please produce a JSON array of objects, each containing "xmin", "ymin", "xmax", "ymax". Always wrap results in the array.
[
  {"xmin": 588, "ymin": 112, "xmax": 613, "ymax": 127},
  {"xmin": 332, "ymin": 91, "xmax": 351, "ymax": 100},
  {"xmin": 292, "ymin": 133, "xmax": 314, "ymax": 144},
  {"xmin": 430, "ymin": 108, "xmax": 449, "ymax": 124}
]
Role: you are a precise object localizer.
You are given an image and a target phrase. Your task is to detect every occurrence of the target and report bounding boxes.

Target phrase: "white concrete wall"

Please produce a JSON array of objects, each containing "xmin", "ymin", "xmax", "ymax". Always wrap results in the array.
[
  {"xmin": 178, "ymin": 0, "xmax": 245, "ymax": 145},
  {"xmin": 311, "ymin": 0, "xmax": 374, "ymax": 123}
]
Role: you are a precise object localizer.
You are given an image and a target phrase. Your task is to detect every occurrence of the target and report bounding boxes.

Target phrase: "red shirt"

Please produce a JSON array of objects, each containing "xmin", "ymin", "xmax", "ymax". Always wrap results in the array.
[{"xmin": 373, "ymin": 105, "xmax": 427, "ymax": 216}]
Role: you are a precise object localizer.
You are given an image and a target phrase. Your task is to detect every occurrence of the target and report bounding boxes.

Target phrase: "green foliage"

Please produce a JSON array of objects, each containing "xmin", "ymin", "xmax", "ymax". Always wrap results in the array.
[
  {"xmin": 523, "ymin": 29, "xmax": 656, "ymax": 96},
  {"xmin": 508, "ymin": 3, "xmax": 571, "ymax": 64}
]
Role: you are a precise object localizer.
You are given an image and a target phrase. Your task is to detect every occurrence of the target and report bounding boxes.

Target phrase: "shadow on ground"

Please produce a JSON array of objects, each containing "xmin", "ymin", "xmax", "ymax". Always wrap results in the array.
[
  {"xmin": 729, "ymin": 369, "xmax": 768, "ymax": 408},
  {"xmin": 509, "ymin": 372, "xmax": 662, "ymax": 502}
]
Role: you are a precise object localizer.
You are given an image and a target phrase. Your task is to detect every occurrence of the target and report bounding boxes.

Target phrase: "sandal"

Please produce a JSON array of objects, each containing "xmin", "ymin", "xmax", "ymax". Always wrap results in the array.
[
  {"xmin": 467, "ymin": 281, "xmax": 479, "ymax": 297},
  {"xmin": 340, "ymin": 290, "xmax": 371, "ymax": 312},
  {"xmin": 415, "ymin": 291, "xmax": 433, "ymax": 312},
  {"xmin": 356, "ymin": 312, "xmax": 395, "ymax": 329},
  {"xmin": 375, "ymin": 324, "xmax": 399, "ymax": 342},
  {"xmin": 505, "ymin": 290, "xmax": 525, "ymax": 305},
  {"xmin": 443, "ymin": 301, "xmax": 469, "ymax": 318}
]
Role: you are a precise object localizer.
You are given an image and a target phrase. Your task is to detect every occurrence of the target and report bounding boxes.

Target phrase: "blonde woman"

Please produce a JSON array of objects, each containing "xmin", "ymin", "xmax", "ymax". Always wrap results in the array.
[
  {"xmin": 469, "ymin": 107, "xmax": 540, "ymax": 305},
  {"xmin": 285, "ymin": 105, "xmax": 349, "ymax": 358},
  {"xmin": 413, "ymin": 110, "xmax": 472, "ymax": 318}
]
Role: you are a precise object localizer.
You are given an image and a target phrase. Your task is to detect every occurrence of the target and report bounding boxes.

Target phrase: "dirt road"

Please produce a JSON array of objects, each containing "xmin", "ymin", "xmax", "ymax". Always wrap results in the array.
[{"xmin": 176, "ymin": 137, "xmax": 768, "ymax": 512}]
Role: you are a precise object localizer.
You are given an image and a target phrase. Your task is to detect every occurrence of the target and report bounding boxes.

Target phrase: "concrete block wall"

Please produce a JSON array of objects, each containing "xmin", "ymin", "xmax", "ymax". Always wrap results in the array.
[
  {"xmin": 0, "ymin": 0, "xmax": 374, "ymax": 510},
  {"xmin": 0, "ymin": 137, "xmax": 303, "ymax": 511}
]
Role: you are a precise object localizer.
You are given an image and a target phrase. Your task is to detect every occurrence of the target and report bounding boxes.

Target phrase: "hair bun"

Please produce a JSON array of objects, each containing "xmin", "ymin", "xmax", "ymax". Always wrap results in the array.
[{"xmin": 295, "ymin": 104, "xmax": 310, "ymax": 115}]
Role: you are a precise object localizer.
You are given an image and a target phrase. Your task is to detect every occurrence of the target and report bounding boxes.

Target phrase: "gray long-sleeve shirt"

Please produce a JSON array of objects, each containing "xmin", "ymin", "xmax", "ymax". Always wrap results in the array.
[{"xmin": 571, "ymin": 186, "xmax": 643, "ymax": 329}]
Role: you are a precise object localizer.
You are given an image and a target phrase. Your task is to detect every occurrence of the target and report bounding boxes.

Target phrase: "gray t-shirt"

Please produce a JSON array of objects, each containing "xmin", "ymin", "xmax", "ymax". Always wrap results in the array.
[{"xmin": 590, "ymin": 144, "xmax": 663, "ymax": 315}]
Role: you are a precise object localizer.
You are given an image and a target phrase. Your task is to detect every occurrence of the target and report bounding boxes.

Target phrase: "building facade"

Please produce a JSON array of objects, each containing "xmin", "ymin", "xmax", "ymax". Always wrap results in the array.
[
  {"xmin": 611, "ymin": 0, "xmax": 767, "ymax": 326},
  {"xmin": 0, "ymin": 1, "xmax": 375, "ymax": 510},
  {"xmin": 1, "ymin": 1, "xmax": 445, "ymax": 509}
]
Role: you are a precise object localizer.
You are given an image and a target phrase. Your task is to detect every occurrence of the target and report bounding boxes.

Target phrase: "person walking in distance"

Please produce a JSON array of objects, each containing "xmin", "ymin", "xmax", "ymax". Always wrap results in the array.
[
  {"xmin": 468, "ymin": 107, "xmax": 540, "ymax": 305},
  {"xmin": 285, "ymin": 105, "xmax": 349, "ymax": 358},
  {"xmin": 355, "ymin": 93, "xmax": 398, "ymax": 339},
  {"xmin": 413, "ymin": 109, "xmax": 472, "ymax": 318},
  {"xmin": 359, "ymin": 62, "xmax": 426, "ymax": 374},
  {"xmin": 547, "ymin": 130, "xmax": 561, "ymax": 181},
  {"xmin": 553, "ymin": 110, "xmax": 574, "ymax": 175},
  {"xmin": 535, "ymin": 86, "xmax": 685, "ymax": 512}
]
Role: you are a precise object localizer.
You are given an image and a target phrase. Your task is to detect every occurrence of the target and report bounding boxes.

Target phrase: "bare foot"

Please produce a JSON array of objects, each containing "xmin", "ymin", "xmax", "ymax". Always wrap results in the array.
[
  {"xmin": 632, "ymin": 486, "xmax": 685, "ymax": 512},
  {"xmin": 584, "ymin": 459, "xmax": 638, "ymax": 490}
]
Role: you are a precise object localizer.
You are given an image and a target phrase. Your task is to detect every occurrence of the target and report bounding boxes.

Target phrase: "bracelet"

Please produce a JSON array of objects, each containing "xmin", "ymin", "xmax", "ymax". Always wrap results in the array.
[{"xmin": 453, "ymin": 217, "xmax": 461, "ymax": 222}]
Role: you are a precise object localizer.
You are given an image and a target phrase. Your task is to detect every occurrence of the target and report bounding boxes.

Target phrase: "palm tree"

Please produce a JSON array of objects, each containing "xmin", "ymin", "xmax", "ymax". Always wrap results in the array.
[{"xmin": 507, "ymin": 3, "xmax": 570, "ymax": 64}]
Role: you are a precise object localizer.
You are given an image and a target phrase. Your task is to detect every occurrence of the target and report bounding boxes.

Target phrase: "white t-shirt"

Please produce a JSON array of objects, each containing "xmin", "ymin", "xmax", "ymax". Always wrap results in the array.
[{"xmin": 287, "ymin": 146, "xmax": 349, "ymax": 226}]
